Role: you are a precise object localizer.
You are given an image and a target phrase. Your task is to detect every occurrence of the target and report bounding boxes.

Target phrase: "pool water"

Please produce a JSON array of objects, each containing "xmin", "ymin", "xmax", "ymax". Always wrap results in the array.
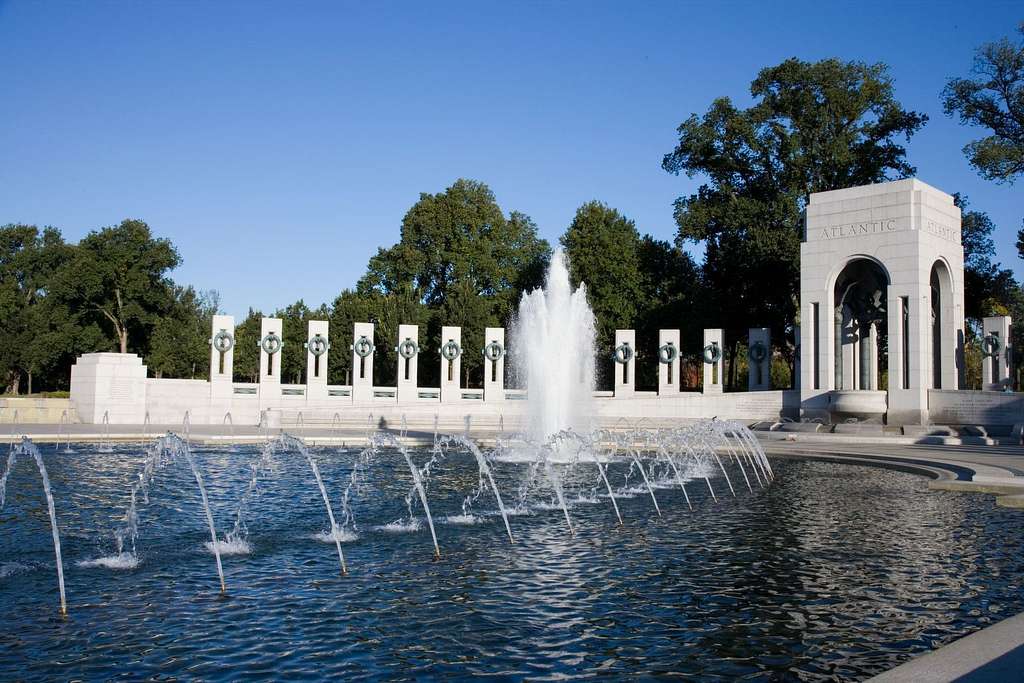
[{"xmin": 1, "ymin": 441, "xmax": 1021, "ymax": 680}]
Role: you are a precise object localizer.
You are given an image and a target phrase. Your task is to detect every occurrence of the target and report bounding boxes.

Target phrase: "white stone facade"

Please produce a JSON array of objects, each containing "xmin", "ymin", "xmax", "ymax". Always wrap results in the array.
[
  {"xmin": 800, "ymin": 179, "xmax": 965, "ymax": 425},
  {"xmin": 68, "ymin": 179, "xmax": 1010, "ymax": 429}
]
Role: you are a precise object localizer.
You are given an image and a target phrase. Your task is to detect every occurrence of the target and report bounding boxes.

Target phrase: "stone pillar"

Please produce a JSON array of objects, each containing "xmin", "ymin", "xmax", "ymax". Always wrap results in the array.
[
  {"xmin": 868, "ymin": 323, "xmax": 879, "ymax": 390},
  {"xmin": 793, "ymin": 325, "xmax": 801, "ymax": 390},
  {"xmin": 840, "ymin": 308, "xmax": 855, "ymax": 391},
  {"xmin": 396, "ymin": 324, "xmax": 419, "ymax": 403},
  {"xmin": 611, "ymin": 329, "xmax": 636, "ymax": 398},
  {"xmin": 657, "ymin": 329, "xmax": 680, "ymax": 395},
  {"xmin": 258, "ymin": 317, "xmax": 283, "ymax": 402},
  {"xmin": 748, "ymin": 327, "xmax": 771, "ymax": 391},
  {"xmin": 702, "ymin": 329, "xmax": 724, "ymax": 394},
  {"xmin": 982, "ymin": 316, "xmax": 1013, "ymax": 391},
  {"xmin": 440, "ymin": 325, "xmax": 462, "ymax": 403},
  {"xmin": 350, "ymin": 322, "xmax": 375, "ymax": 403},
  {"xmin": 887, "ymin": 285, "xmax": 930, "ymax": 425},
  {"xmin": 305, "ymin": 320, "xmax": 329, "ymax": 401},
  {"xmin": 209, "ymin": 314, "xmax": 235, "ymax": 399},
  {"xmin": 483, "ymin": 327, "xmax": 505, "ymax": 402},
  {"xmin": 69, "ymin": 353, "xmax": 148, "ymax": 424}
]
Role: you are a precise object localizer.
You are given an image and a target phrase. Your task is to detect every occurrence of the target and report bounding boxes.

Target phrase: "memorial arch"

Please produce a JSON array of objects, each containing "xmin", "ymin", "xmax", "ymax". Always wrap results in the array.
[{"xmin": 800, "ymin": 179, "xmax": 965, "ymax": 425}]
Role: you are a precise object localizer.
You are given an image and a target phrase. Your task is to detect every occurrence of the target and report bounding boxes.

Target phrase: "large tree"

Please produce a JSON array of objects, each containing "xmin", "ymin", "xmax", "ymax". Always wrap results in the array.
[
  {"xmin": 560, "ymin": 201, "xmax": 644, "ymax": 353},
  {"xmin": 943, "ymin": 23, "xmax": 1024, "ymax": 184},
  {"xmin": 53, "ymin": 219, "xmax": 180, "ymax": 354},
  {"xmin": 0, "ymin": 224, "xmax": 99, "ymax": 394},
  {"xmin": 662, "ymin": 57, "xmax": 926, "ymax": 387},
  {"xmin": 359, "ymin": 179, "xmax": 549, "ymax": 386},
  {"xmin": 560, "ymin": 203, "xmax": 703, "ymax": 389},
  {"xmin": 148, "ymin": 287, "xmax": 220, "ymax": 380}
]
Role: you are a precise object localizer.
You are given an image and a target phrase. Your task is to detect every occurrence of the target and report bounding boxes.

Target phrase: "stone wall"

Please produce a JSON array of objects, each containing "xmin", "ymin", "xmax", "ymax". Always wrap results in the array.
[
  {"xmin": 928, "ymin": 390, "xmax": 1023, "ymax": 426},
  {"xmin": 0, "ymin": 397, "xmax": 75, "ymax": 424}
]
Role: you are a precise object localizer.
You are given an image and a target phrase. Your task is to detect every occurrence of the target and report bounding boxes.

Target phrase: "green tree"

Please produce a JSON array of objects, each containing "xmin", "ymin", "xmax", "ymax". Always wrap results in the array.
[
  {"xmin": 943, "ymin": 23, "xmax": 1024, "ymax": 184},
  {"xmin": 148, "ymin": 287, "xmax": 220, "ymax": 379},
  {"xmin": 327, "ymin": 290, "xmax": 378, "ymax": 386},
  {"xmin": 561, "ymin": 202, "xmax": 644, "ymax": 354},
  {"xmin": 53, "ymin": 219, "xmax": 180, "ymax": 354},
  {"xmin": 359, "ymin": 179, "xmax": 549, "ymax": 386},
  {"xmin": 634, "ymin": 236, "xmax": 703, "ymax": 388},
  {"xmin": 956, "ymin": 194, "xmax": 1020, "ymax": 327},
  {"xmin": 274, "ymin": 300, "xmax": 313, "ymax": 384},
  {"xmin": 0, "ymin": 224, "xmax": 91, "ymax": 394},
  {"xmin": 662, "ymin": 57, "xmax": 926, "ymax": 388},
  {"xmin": 232, "ymin": 308, "xmax": 263, "ymax": 383}
]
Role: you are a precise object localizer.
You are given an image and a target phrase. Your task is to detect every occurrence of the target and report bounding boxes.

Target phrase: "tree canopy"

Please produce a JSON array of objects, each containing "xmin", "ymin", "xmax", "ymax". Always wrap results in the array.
[
  {"xmin": 662, "ymin": 57, "xmax": 927, "ymax": 385},
  {"xmin": 943, "ymin": 23, "xmax": 1024, "ymax": 184},
  {"xmin": 358, "ymin": 179, "xmax": 549, "ymax": 386},
  {"xmin": 51, "ymin": 219, "xmax": 180, "ymax": 355}
]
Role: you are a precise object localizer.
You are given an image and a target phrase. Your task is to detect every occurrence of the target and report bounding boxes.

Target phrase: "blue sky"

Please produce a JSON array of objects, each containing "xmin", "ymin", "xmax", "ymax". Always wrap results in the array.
[{"xmin": 1, "ymin": 1, "xmax": 1020, "ymax": 319}]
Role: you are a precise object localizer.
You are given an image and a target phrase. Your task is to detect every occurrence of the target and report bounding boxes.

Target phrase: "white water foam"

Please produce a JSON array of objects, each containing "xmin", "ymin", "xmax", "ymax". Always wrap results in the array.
[
  {"xmin": 313, "ymin": 528, "xmax": 359, "ymax": 543},
  {"xmin": 445, "ymin": 514, "xmax": 482, "ymax": 525},
  {"xmin": 78, "ymin": 553, "xmax": 140, "ymax": 570},
  {"xmin": 205, "ymin": 538, "xmax": 253, "ymax": 556},
  {"xmin": 375, "ymin": 519, "xmax": 423, "ymax": 533}
]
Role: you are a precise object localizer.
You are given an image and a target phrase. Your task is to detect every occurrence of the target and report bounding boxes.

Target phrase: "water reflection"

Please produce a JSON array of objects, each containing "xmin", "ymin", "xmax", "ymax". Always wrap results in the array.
[{"xmin": 0, "ymin": 445, "xmax": 1021, "ymax": 681}]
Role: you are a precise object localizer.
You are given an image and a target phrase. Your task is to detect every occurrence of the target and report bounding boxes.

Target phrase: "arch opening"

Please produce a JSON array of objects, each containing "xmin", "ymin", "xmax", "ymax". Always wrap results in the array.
[{"xmin": 832, "ymin": 258, "xmax": 889, "ymax": 392}]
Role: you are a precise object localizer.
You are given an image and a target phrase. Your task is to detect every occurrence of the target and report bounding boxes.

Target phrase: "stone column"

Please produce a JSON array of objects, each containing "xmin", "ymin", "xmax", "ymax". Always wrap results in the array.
[
  {"xmin": 440, "ymin": 326, "xmax": 462, "ymax": 403},
  {"xmin": 702, "ymin": 329, "xmax": 724, "ymax": 394},
  {"xmin": 869, "ymin": 323, "xmax": 879, "ymax": 390},
  {"xmin": 396, "ymin": 324, "xmax": 419, "ymax": 403},
  {"xmin": 840, "ymin": 308, "xmax": 855, "ymax": 391},
  {"xmin": 613, "ymin": 330, "xmax": 636, "ymax": 398},
  {"xmin": 258, "ymin": 317, "xmax": 283, "ymax": 403},
  {"xmin": 793, "ymin": 325, "xmax": 801, "ymax": 390},
  {"xmin": 483, "ymin": 327, "xmax": 505, "ymax": 402},
  {"xmin": 747, "ymin": 327, "xmax": 771, "ymax": 391},
  {"xmin": 982, "ymin": 316, "xmax": 1013, "ymax": 391},
  {"xmin": 305, "ymin": 320, "xmax": 329, "ymax": 400},
  {"xmin": 657, "ymin": 329, "xmax": 680, "ymax": 395},
  {"xmin": 351, "ymin": 322, "xmax": 375, "ymax": 403},
  {"xmin": 209, "ymin": 314, "xmax": 235, "ymax": 399},
  {"xmin": 887, "ymin": 285, "xmax": 930, "ymax": 425}
]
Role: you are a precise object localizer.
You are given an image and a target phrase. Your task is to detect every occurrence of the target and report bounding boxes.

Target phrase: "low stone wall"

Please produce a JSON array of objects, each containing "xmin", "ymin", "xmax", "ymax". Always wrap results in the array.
[
  {"xmin": 928, "ymin": 390, "xmax": 1023, "ymax": 426},
  {"xmin": 0, "ymin": 397, "xmax": 75, "ymax": 424}
]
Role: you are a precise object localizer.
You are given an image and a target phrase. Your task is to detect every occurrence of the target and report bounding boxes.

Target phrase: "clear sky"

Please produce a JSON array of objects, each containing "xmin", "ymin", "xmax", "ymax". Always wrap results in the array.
[{"xmin": 1, "ymin": 1, "xmax": 1020, "ymax": 319}]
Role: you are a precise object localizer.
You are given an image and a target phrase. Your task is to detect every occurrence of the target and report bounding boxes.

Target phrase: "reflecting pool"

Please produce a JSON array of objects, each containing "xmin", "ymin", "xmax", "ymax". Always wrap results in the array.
[{"xmin": 1, "ymin": 440, "xmax": 1021, "ymax": 680}]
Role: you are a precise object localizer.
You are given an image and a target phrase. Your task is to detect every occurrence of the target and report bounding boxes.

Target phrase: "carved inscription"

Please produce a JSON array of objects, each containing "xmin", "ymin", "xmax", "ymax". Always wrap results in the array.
[
  {"xmin": 922, "ymin": 219, "xmax": 961, "ymax": 243},
  {"xmin": 818, "ymin": 219, "xmax": 896, "ymax": 240}
]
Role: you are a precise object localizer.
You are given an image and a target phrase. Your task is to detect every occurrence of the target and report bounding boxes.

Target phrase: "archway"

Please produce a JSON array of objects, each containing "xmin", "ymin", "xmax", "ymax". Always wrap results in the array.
[
  {"xmin": 833, "ymin": 258, "xmax": 889, "ymax": 391},
  {"xmin": 929, "ymin": 260, "xmax": 954, "ymax": 389}
]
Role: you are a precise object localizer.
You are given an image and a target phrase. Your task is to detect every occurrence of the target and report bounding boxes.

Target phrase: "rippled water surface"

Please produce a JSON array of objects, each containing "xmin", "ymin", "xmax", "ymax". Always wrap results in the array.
[{"xmin": 1, "ymin": 441, "xmax": 1022, "ymax": 680}]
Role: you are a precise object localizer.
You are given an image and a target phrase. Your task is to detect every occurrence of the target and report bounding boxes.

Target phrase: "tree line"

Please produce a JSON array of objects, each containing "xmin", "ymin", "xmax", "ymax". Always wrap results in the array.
[{"xmin": 3, "ymin": 27, "xmax": 1023, "ymax": 395}]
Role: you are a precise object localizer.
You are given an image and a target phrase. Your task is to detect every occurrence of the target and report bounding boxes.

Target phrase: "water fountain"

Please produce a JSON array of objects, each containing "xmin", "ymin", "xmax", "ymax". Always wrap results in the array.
[
  {"xmin": 433, "ymin": 434, "xmax": 515, "ymax": 544},
  {"xmin": 223, "ymin": 412, "xmax": 235, "ymax": 449},
  {"xmin": 59, "ymin": 410, "xmax": 74, "ymax": 454},
  {"xmin": 98, "ymin": 410, "xmax": 113, "ymax": 453},
  {"xmin": 221, "ymin": 434, "xmax": 348, "ymax": 575},
  {"xmin": 82, "ymin": 433, "xmax": 226, "ymax": 593},
  {"xmin": 511, "ymin": 248, "xmax": 597, "ymax": 444},
  {"xmin": 1, "ymin": 437, "xmax": 67, "ymax": 616}
]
